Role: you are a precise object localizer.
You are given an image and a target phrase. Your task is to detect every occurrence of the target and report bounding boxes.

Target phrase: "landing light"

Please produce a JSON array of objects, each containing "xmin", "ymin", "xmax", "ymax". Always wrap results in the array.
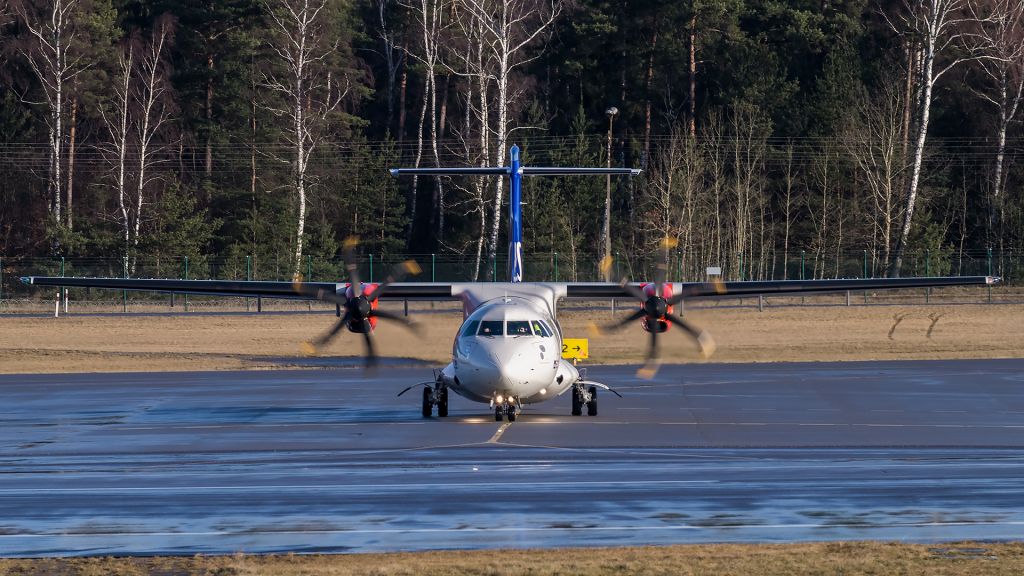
[
  {"xmin": 496, "ymin": 394, "xmax": 504, "ymax": 404},
  {"xmin": 540, "ymin": 388, "xmax": 547, "ymax": 395}
]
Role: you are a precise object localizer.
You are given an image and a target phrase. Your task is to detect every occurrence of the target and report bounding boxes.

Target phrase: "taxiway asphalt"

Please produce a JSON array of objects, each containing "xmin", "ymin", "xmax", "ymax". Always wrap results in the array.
[{"xmin": 1, "ymin": 359, "xmax": 1023, "ymax": 556}]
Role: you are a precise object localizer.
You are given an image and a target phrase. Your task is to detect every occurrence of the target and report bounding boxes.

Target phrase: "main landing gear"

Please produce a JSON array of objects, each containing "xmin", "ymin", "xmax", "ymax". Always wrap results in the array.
[
  {"xmin": 421, "ymin": 383, "xmax": 448, "ymax": 418},
  {"xmin": 571, "ymin": 384, "xmax": 598, "ymax": 417}
]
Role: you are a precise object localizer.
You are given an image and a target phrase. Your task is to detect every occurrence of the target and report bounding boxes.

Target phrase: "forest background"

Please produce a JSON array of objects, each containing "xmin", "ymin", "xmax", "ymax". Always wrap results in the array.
[{"xmin": 0, "ymin": 0, "xmax": 1021, "ymax": 284}]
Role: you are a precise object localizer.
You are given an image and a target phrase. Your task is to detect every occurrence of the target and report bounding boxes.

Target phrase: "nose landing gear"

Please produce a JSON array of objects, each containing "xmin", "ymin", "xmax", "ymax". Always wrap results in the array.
[{"xmin": 492, "ymin": 396, "xmax": 518, "ymax": 422}]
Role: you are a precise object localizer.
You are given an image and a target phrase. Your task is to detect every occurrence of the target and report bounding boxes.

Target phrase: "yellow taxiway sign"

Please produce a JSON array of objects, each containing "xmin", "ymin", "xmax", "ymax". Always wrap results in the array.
[{"xmin": 561, "ymin": 338, "xmax": 589, "ymax": 360}]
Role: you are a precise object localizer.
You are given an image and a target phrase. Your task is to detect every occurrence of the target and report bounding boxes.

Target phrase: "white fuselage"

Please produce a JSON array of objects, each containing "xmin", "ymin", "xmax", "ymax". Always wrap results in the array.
[{"xmin": 437, "ymin": 290, "xmax": 580, "ymax": 406}]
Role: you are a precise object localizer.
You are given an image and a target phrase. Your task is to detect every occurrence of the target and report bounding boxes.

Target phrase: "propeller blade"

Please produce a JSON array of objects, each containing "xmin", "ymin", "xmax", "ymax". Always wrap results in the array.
[
  {"xmin": 601, "ymin": 308, "xmax": 647, "ymax": 333},
  {"xmin": 361, "ymin": 325, "xmax": 378, "ymax": 368},
  {"xmin": 301, "ymin": 250, "xmax": 425, "ymax": 369},
  {"xmin": 600, "ymin": 255, "xmax": 615, "ymax": 283},
  {"xmin": 305, "ymin": 311, "xmax": 352, "ymax": 354},
  {"xmin": 665, "ymin": 312, "xmax": 716, "ymax": 358},
  {"xmin": 618, "ymin": 278, "xmax": 648, "ymax": 301},
  {"xmin": 370, "ymin": 308, "xmax": 423, "ymax": 335},
  {"xmin": 655, "ymin": 236, "xmax": 675, "ymax": 297},
  {"xmin": 343, "ymin": 236, "xmax": 362, "ymax": 297},
  {"xmin": 636, "ymin": 327, "xmax": 661, "ymax": 379},
  {"xmin": 667, "ymin": 277, "xmax": 727, "ymax": 306},
  {"xmin": 370, "ymin": 260, "xmax": 422, "ymax": 299},
  {"xmin": 292, "ymin": 282, "xmax": 346, "ymax": 305}
]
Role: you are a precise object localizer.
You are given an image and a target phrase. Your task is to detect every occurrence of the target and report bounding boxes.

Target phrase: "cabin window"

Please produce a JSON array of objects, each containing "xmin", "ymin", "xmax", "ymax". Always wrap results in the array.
[
  {"xmin": 478, "ymin": 321, "xmax": 504, "ymax": 336},
  {"xmin": 507, "ymin": 321, "xmax": 533, "ymax": 336},
  {"xmin": 460, "ymin": 320, "xmax": 480, "ymax": 337}
]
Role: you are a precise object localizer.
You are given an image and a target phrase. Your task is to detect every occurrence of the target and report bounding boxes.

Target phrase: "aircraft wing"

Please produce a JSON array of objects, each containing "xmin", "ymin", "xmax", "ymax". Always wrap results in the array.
[
  {"xmin": 563, "ymin": 276, "xmax": 1000, "ymax": 299},
  {"xmin": 22, "ymin": 275, "xmax": 998, "ymax": 302},
  {"xmin": 20, "ymin": 277, "xmax": 457, "ymax": 300}
]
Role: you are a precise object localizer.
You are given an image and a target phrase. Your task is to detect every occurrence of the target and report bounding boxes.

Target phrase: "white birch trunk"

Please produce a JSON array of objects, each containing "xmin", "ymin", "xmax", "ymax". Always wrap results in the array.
[
  {"xmin": 456, "ymin": 0, "xmax": 560, "ymax": 279},
  {"xmin": 892, "ymin": 53, "xmax": 932, "ymax": 277},
  {"xmin": 132, "ymin": 21, "xmax": 172, "ymax": 270},
  {"xmin": 292, "ymin": 54, "xmax": 307, "ymax": 280},
  {"xmin": 887, "ymin": 0, "xmax": 977, "ymax": 276},
  {"xmin": 262, "ymin": 0, "xmax": 347, "ymax": 281},
  {"xmin": 101, "ymin": 46, "xmax": 133, "ymax": 260},
  {"xmin": 16, "ymin": 0, "xmax": 83, "ymax": 229}
]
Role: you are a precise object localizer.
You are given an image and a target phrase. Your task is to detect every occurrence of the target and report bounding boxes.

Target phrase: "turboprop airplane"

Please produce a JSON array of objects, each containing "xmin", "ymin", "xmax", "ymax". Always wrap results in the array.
[{"xmin": 22, "ymin": 145, "xmax": 1000, "ymax": 421}]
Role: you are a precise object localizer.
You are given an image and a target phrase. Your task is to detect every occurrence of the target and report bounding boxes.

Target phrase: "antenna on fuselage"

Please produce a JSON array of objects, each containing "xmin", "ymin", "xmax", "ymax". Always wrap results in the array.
[{"xmin": 390, "ymin": 145, "xmax": 641, "ymax": 283}]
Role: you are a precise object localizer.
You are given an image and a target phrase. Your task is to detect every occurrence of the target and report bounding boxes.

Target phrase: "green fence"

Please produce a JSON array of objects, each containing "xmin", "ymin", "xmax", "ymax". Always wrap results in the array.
[{"xmin": 0, "ymin": 248, "xmax": 1017, "ymax": 307}]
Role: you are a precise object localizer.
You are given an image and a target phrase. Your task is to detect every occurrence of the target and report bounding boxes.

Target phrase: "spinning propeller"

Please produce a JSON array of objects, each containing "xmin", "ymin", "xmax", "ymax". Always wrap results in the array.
[
  {"xmin": 596, "ymin": 238, "xmax": 716, "ymax": 378},
  {"xmin": 294, "ymin": 237, "xmax": 422, "ymax": 367}
]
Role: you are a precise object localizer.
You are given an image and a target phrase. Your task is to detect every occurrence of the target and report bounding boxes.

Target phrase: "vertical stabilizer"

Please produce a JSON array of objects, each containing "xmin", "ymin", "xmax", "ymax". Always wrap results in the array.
[
  {"xmin": 508, "ymin": 145, "xmax": 523, "ymax": 283},
  {"xmin": 389, "ymin": 147, "xmax": 639, "ymax": 283}
]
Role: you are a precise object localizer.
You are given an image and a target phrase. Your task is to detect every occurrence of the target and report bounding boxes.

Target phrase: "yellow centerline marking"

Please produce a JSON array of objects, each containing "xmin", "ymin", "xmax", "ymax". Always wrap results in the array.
[{"xmin": 488, "ymin": 422, "xmax": 513, "ymax": 443}]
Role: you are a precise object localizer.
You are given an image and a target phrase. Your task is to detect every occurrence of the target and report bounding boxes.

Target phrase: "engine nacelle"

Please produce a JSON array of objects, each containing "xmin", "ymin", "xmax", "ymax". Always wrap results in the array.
[
  {"xmin": 640, "ymin": 282, "xmax": 674, "ymax": 333},
  {"xmin": 345, "ymin": 282, "xmax": 380, "ymax": 333}
]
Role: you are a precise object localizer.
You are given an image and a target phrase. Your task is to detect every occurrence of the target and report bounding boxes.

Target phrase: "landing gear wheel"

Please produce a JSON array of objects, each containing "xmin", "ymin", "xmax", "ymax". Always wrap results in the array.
[
  {"xmin": 495, "ymin": 405, "xmax": 504, "ymax": 421},
  {"xmin": 571, "ymin": 386, "xmax": 583, "ymax": 416},
  {"xmin": 586, "ymin": 386, "xmax": 598, "ymax": 416},
  {"xmin": 436, "ymin": 386, "xmax": 449, "ymax": 417},
  {"xmin": 505, "ymin": 403, "xmax": 517, "ymax": 422},
  {"xmin": 422, "ymin": 386, "xmax": 434, "ymax": 418}
]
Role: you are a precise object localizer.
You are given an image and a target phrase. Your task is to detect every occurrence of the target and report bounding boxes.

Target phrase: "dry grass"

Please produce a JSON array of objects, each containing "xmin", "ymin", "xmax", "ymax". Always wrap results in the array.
[
  {"xmin": 2, "ymin": 542, "xmax": 1023, "ymax": 575},
  {"xmin": 1, "ymin": 300, "xmax": 1022, "ymax": 373}
]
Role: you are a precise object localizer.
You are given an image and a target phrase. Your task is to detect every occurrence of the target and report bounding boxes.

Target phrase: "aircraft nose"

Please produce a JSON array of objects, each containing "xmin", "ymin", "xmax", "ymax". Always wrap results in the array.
[
  {"xmin": 463, "ymin": 340, "xmax": 544, "ymax": 390},
  {"xmin": 486, "ymin": 349, "xmax": 519, "ymax": 387}
]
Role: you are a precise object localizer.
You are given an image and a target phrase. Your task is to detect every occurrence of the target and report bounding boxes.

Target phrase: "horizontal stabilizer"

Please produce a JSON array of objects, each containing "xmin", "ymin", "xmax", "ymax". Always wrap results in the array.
[
  {"xmin": 389, "ymin": 166, "xmax": 642, "ymax": 177},
  {"xmin": 389, "ymin": 167, "xmax": 511, "ymax": 177},
  {"xmin": 521, "ymin": 167, "xmax": 642, "ymax": 176}
]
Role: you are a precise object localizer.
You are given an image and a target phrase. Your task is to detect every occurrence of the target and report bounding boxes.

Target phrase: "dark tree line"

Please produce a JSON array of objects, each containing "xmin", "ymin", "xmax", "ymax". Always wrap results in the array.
[{"xmin": 0, "ymin": 0, "xmax": 1021, "ymax": 281}]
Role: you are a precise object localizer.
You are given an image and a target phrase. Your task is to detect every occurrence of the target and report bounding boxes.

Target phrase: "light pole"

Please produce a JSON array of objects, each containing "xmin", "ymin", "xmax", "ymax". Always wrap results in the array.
[{"xmin": 601, "ymin": 106, "xmax": 618, "ymax": 275}]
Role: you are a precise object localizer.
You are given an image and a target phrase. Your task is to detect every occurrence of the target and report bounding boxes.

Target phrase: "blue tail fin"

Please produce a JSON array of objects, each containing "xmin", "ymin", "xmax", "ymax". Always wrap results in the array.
[
  {"xmin": 508, "ymin": 145, "xmax": 523, "ymax": 282},
  {"xmin": 390, "ymin": 146, "xmax": 640, "ymax": 282}
]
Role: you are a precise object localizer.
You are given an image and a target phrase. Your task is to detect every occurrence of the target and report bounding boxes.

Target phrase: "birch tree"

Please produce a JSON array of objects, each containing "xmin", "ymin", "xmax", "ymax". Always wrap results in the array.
[
  {"xmin": 401, "ymin": 0, "xmax": 447, "ymax": 241},
  {"xmin": 729, "ymin": 106, "xmax": 768, "ymax": 279},
  {"xmin": 456, "ymin": 0, "xmax": 560, "ymax": 279},
  {"xmin": 11, "ymin": 1, "xmax": 97, "ymax": 230},
  {"xmin": 447, "ymin": 3, "xmax": 490, "ymax": 279},
  {"xmin": 970, "ymin": 0, "xmax": 1024, "ymax": 250},
  {"xmin": 843, "ymin": 81, "xmax": 909, "ymax": 272},
  {"xmin": 97, "ymin": 20, "xmax": 175, "ymax": 267},
  {"xmin": 261, "ymin": 0, "xmax": 350, "ymax": 280},
  {"xmin": 779, "ymin": 142, "xmax": 797, "ymax": 279},
  {"xmin": 373, "ymin": 0, "xmax": 405, "ymax": 134},
  {"xmin": 98, "ymin": 40, "xmax": 133, "ymax": 258},
  {"xmin": 885, "ymin": 0, "xmax": 979, "ymax": 276},
  {"xmin": 640, "ymin": 126, "xmax": 702, "ymax": 278},
  {"xmin": 131, "ymin": 17, "xmax": 175, "ymax": 260}
]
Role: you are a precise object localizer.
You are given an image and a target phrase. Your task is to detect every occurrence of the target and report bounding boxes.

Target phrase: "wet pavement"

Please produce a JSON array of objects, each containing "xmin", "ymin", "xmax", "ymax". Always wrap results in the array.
[{"xmin": 1, "ymin": 359, "xmax": 1023, "ymax": 556}]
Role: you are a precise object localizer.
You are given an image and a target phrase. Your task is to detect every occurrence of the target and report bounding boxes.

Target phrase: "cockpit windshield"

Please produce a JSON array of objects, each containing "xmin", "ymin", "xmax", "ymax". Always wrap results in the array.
[
  {"xmin": 460, "ymin": 320, "xmax": 480, "ymax": 338},
  {"xmin": 478, "ymin": 321, "xmax": 504, "ymax": 337},
  {"xmin": 507, "ymin": 321, "xmax": 532, "ymax": 336},
  {"xmin": 531, "ymin": 320, "xmax": 551, "ymax": 337},
  {"xmin": 465, "ymin": 318, "xmax": 553, "ymax": 337}
]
